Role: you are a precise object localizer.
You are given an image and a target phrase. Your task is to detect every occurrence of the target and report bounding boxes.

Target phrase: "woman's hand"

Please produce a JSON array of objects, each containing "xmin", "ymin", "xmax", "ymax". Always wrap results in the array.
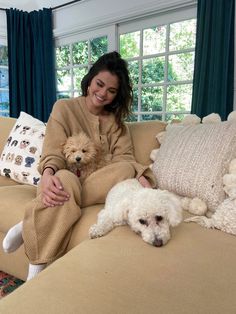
[
  {"xmin": 41, "ymin": 169, "xmax": 70, "ymax": 207},
  {"xmin": 138, "ymin": 175, "xmax": 152, "ymax": 188}
]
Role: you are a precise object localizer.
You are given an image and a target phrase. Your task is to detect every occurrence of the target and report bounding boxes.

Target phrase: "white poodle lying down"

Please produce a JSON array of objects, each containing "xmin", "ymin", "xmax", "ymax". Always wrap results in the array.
[{"xmin": 89, "ymin": 179, "xmax": 183, "ymax": 247}]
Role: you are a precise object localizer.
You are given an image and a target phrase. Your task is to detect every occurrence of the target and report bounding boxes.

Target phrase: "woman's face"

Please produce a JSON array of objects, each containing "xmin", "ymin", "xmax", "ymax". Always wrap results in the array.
[{"xmin": 87, "ymin": 70, "xmax": 119, "ymax": 110}]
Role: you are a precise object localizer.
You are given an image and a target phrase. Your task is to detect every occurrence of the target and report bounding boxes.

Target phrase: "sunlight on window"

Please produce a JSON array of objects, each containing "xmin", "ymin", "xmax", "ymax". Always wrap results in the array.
[{"xmin": 120, "ymin": 18, "xmax": 196, "ymax": 121}]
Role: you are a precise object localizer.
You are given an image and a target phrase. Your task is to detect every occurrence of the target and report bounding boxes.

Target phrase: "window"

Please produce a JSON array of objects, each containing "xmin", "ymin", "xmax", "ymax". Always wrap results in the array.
[
  {"xmin": 55, "ymin": 8, "xmax": 196, "ymax": 122},
  {"xmin": 56, "ymin": 36, "xmax": 108, "ymax": 99},
  {"xmin": 119, "ymin": 18, "xmax": 196, "ymax": 121},
  {"xmin": 0, "ymin": 45, "xmax": 9, "ymax": 117}
]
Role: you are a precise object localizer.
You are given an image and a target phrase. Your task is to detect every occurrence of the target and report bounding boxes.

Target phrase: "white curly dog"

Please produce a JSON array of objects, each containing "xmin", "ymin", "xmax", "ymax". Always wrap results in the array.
[{"xmin": 89, "ymin": 179, "xmax": 183, "ymax": 247}]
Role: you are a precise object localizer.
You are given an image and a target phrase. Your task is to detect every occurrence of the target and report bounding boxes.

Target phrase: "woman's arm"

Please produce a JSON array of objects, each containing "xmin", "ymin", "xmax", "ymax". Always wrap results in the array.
[{"xmin": 110, "ymin": 125, "xmax": 156, "ymax": 188}]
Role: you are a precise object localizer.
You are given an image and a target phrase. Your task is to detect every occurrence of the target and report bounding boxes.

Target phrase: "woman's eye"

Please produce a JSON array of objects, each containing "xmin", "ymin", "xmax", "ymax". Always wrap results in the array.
[
  {"xmin": 109, "ymin": 90, "xmax": 117, "ymax": 95},
  {"xmin": 97, "ymin": 81, "xmax": 103, "ymax": 87}
]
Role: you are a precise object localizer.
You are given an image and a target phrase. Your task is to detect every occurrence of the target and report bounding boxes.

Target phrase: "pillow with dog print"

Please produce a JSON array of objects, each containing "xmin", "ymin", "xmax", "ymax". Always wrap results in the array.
[
  {"xmin": 152, "ymin": 120, "xmax": 236, "ymax": 212},
  {"xmin": 0, "ymin": 111, "xmax": 46, "ymax": 186}
]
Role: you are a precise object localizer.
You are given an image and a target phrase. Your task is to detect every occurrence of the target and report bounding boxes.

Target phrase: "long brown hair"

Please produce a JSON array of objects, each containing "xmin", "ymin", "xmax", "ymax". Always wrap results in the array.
[{"xmin": 81, "ymin": 51, "xmax": 133, "ymax": 131}]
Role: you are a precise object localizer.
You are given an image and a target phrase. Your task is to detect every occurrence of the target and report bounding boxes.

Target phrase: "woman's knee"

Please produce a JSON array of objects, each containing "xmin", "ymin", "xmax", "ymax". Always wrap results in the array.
[
  {"xmin": 55, "ymin": 169, "xmax": 81, "ymax": 187},
  {"xmin": 55, "ymin": 169, "xmax": 77, "ymax": 181},
  {"xmin": 114, "ymin": 161, "xmax": 136, "ymax": 178},
  {"xmin": 81, "ymin": 162, "xmax": 135, "ymax": 207}
]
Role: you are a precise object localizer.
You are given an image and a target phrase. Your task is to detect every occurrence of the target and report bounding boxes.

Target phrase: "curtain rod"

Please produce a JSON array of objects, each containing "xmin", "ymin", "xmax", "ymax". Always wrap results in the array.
[{"xmin": 0, "ymin": 0, "xmax": 83, "ymax": 12}]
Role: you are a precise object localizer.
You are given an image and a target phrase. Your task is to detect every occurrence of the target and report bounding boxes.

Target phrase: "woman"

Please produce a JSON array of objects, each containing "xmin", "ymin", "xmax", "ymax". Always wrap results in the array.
[{"xmin": 3, "ymin": 51, "xmax": 156, "ymax": 280}]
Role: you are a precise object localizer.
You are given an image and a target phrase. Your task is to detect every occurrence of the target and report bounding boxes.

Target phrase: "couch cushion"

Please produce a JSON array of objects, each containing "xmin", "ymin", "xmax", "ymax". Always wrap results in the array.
[
  {"xmin": 127, "ymin": 120, "xmax": 166, "ymax": 165},
  {"xmin": 0, "ymin": 175, "xmax": 20, "ymax": 187},
  {"xmin": 67, "ymin": 204, "xmax": 103, "ymax": 250},
  {"xmin": 0, "ymin": 185, "xmax": 36, "ymax": 232},
  {"xmin": 153, "ymin": 121, "xmax": 236, "ymax": 211},
  {"xmin": 0, "ymin": 222, "xmax": 235, "ymax": 314}
]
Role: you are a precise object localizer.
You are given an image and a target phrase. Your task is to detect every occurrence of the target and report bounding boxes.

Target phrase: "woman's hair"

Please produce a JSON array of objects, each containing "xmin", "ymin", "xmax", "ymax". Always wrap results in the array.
[{"xmin": 81, "ymin": 51, "xmax": 133, "ymax": 130}]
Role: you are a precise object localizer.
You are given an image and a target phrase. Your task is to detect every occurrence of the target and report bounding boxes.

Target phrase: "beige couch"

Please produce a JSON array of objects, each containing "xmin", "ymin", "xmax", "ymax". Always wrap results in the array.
[{"xmin": 0, "ymin": 116, "xmax": 236, "ymax": 313}]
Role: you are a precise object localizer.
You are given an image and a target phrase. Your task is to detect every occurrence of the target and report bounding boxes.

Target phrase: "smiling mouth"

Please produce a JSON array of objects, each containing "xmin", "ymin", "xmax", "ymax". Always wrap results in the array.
[{"xmin": 95, "ymin": 94, "xmax": 105, "ymax": 102}]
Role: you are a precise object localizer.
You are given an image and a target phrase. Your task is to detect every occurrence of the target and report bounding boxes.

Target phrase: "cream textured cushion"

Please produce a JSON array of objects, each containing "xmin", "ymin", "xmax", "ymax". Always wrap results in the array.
[
  {"xmin": 153, "ymin": 121, "xmax": 236, "ymax": 211},
  {"xmin": 0, "ymin": 112, "xmax": 46, "ymax": 186}
]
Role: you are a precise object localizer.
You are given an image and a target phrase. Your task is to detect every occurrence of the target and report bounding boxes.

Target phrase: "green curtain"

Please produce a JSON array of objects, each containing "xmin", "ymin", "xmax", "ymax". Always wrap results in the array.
[
  {"xmin": 6, "ymin": 8, "xmax": 56, "ymax": 122},
  {"xmin": 191, "ymin": 0, "xmax": 235, "ymax": 120}
]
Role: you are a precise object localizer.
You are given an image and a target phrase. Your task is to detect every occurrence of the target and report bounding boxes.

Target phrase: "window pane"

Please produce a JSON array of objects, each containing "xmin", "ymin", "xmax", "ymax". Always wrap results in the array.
[
  {"xmin": 126, "ymin": 114, "xmax": 138, "ymax": 122},
  {"xmin": 169, "ymin": 19, "xmax": 196, "ymax": 51},
  {"xmin": 132, "ymin": 87, "xmax": 139, "ymax": 112},
  {"xmin": 56, "ymin": 45, "xmax": 70, "ymax": 67},
  {"xmin": 167, "ymin": 84, "xmax": 192, "ymax": 111},
  {"xmin": 73, "ymin": 67, "xmax": 88, "ymax": 91},
  {"xmin": 0, "ymin": 92, "xmax": 9, "ymax": 116},
  {"xmin": 72, "ymin": 41, "xmax": 88, "ymax": 65},
  {"xmin": 141, "ymin": 114, "xmax": 162, "ymax": 121},
  {"xmin": 57, "ymin": 92, "xmax": 71, "ymax": 100},
  {"xmin": 128, "ymin": 60, "xmax": 139, "ymax": 85},
  {"xmin": 141, "ymin": 86, "xmax": 163, "ymax": 112},
  {"xmin": 168, "ymin": 52, "xmax": 194, "ymax": 81},
  {"xmin": 143, "ymin": 26, "xmax": 166, "ymax": 55},
  {"xmin": 0, "ymin": 91, "xmax": 9, "ymax": 103},
  {"xmin": 57, "ymin": 69, "xmax": 71, "ymax": 91},
  {"xmin": 120, "ymin": 31, "xmax": 140, "ymax": 58},
  {"xmin": 165, "ymin": 113, "xmax": 186, "ymax": 122},
  {"xmin": 142, "ymin": 57, "xmax": 165, "ymax": 84},
  {"xmin": 0, "ymin": 68, "xmax": 8, "ymax": 88},
  {"xmin": 0, "ymin": 46, "xmax": 8, "ymax": 66},
  {"xmin": 91, "ymin": 36, "xmax": 108, "ymax": 62}
]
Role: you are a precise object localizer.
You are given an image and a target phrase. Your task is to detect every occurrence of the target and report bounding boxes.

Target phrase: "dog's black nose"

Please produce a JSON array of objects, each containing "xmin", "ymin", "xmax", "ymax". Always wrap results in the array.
[
  {"xmin": 76, "ymin": 156, "xmax": 81, "ymax": 162},
  {"xmin": 153, "ymin": 238, "xmax": 163, "ymax": 247}
]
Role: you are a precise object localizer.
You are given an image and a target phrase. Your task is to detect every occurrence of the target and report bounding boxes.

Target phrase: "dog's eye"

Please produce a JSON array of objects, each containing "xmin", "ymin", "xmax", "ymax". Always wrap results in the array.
[
  {"xmin": 155, "ymin": 215, "xmax": 163, "ymax": 223},
  {"xmin": 139, "ymin": 219, "xmax": 147, "ymax": 226},
  {"xmin": 82, "ymin": 149, "xmax": 87, "ymax": 153}
]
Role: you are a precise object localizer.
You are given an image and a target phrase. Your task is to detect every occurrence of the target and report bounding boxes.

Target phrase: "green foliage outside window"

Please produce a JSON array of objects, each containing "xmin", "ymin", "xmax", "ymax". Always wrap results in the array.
[
  {"xmin": 56, "ymin": 36, "xmax": 108, "ymax": 99},
  {"xmin": 120, "ymin": 19, "xmax": 196, "ymax": 121},
  {"xmin": 55, "ymin": 19, "xmax": 196, "ymax": 122}
]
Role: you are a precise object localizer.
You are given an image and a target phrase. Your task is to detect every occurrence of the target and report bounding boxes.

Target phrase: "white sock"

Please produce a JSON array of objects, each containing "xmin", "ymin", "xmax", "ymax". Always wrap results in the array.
[
  {"xmin": 27, "ymin": 263, "xmax": 47, "ymax": 281},
  {"xmin": 2, "ymin": 221, "xmax": 24, "ymax": 253}
]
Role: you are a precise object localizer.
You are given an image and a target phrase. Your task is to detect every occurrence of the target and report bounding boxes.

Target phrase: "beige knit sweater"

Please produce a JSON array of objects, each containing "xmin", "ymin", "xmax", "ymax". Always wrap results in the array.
[{"xmin": 38, "ymin": 96, "xmax": 156, "ymax": 186}]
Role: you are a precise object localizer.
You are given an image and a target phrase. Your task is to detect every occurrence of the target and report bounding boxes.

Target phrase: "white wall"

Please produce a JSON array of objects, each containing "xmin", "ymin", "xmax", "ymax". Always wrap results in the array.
[
  {"xmin": 53, "ymin": 0, "xmax": 196, "ymax": 38},
  {"xmin": 0, "ymin": 0, "xmax": 198, "ymax": 40},
  {"xmin": 0, "ymin": 0, "xmax": 235, "ymax": 108}
]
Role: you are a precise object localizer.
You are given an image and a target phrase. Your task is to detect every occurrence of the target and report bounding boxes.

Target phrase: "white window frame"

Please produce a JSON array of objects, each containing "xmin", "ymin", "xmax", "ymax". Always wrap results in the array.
[
  {"xmin": 118, "ymin": 7, "xmax": 197, "ymax": 121},
  {"xmin": 54, "ymin": 6, "xmax": 197, "ymax": 121},
  {"xmin": 55, "ymin": 25, "xmax": 117, "ymax": 98}
]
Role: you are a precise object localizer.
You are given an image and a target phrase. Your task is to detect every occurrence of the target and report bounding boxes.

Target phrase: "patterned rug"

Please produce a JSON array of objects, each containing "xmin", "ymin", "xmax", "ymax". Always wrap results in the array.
[{"xmin": 0, "ymin": 271, "xmax": 24, "ymax": 299}]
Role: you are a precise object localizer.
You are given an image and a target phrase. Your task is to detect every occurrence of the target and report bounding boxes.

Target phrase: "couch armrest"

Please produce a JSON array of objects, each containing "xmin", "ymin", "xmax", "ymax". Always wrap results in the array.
[
  {"xmin": 0, "ymin": 117, "xmax": 16, "ymax": 155},
  {"xmin": 127, "ymin": 120, "xmax": 166, "ymax": 165}
]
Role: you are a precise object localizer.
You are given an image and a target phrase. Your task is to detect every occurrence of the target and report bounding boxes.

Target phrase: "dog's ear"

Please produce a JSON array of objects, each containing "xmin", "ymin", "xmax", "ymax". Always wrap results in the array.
[
  {"xmin": 61, "ymin": 136, "xmax": 73, "ymax": 150},
  {"xmin": 94, "ymin": 143, "xmax": 103, "ymax": 155}
]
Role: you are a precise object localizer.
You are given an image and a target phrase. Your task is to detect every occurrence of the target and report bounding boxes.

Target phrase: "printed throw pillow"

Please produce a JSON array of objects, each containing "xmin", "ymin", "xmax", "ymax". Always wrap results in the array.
[
  {"xmin": 0, "ymin": 111, "xmax": 46, "ymax": 186},
  {"xmin": 152, "ymin": 121, "xmax": 236, "ymax": 211}
]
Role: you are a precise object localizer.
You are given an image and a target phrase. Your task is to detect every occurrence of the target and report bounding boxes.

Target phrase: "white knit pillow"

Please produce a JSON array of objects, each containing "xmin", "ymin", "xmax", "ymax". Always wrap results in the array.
[{"xmin": 153, "ymin": 121, "xmax": 236, "ymax": 211}]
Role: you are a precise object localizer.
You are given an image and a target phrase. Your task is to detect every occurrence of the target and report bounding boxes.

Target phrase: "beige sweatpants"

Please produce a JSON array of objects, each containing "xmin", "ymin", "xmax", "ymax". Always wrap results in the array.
[{"xmin": 22, "ymin": 162, "xmax": 135, "ymax": 264}]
